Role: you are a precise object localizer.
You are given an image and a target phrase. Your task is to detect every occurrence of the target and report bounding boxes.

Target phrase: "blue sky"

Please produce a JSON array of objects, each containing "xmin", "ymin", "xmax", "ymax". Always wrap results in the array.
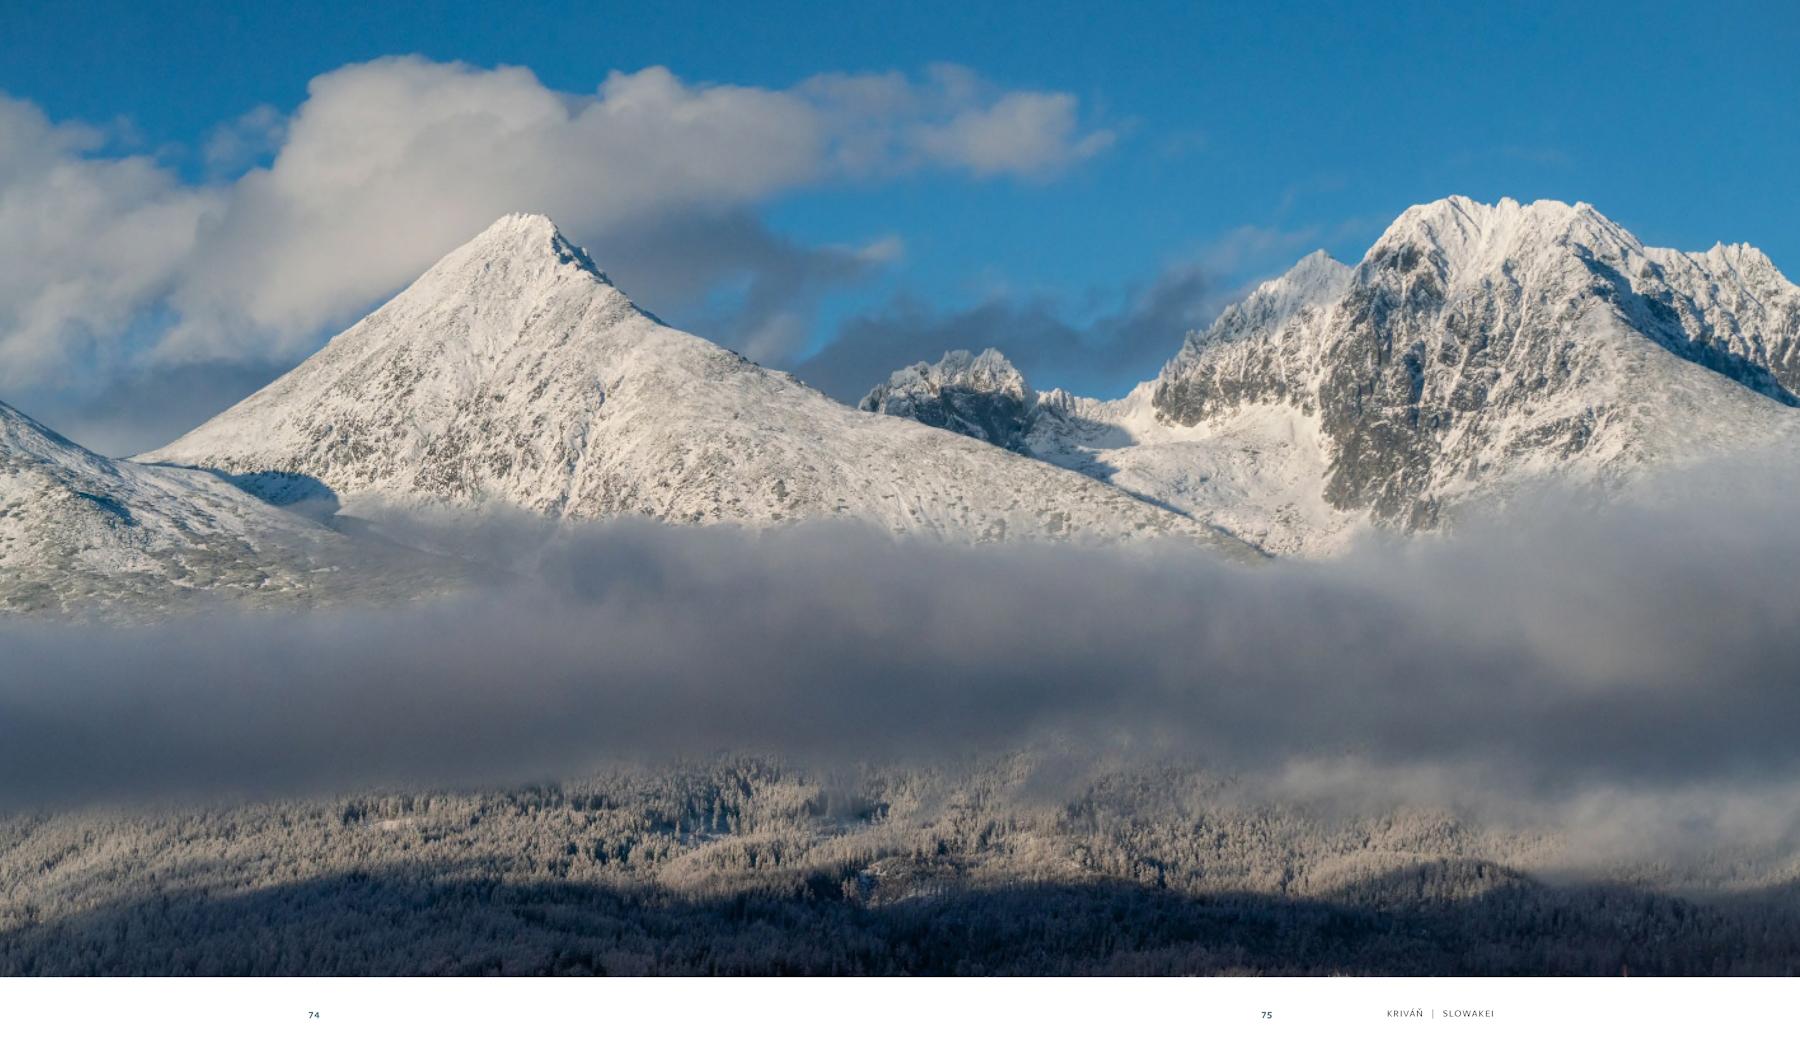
[{"xmin": 3, "ymin": 0, "xmax": 1796, "ymax": 450}]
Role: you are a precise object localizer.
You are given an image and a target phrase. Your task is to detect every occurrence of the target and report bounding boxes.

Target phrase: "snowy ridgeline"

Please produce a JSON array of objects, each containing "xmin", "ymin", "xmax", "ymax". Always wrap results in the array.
[
  {"xmin": 5, "ymin": 197, "xmax": 1798, "ymax": 615},
  {"xmin": 4, "ymin": 757, "xmax": 1798, "ymax": 976},
  {"xmin": 864, "ymin": 198, "xmax": 1800, "ymax": 556},
  {"xmin": 138, "ymin": 214, "xmax": 1251, "ymax": 556},
  {"xmin": 0, "ymin": 400, "xmax": 465, "ymax": 618}
]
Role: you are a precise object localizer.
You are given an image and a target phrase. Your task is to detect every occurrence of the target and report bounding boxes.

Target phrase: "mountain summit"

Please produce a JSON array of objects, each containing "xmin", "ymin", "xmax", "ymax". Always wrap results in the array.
[
  {"xmin": 860, "ymin": 349, "xmax": 1040, "ymax": 451},
  {"xmin": 867, "ymin": 197, "xmax": 1800, "ymax": 554},
  {"xmin": 145, "ymin": 215, "xmax": 1255, "ymax": 555}
]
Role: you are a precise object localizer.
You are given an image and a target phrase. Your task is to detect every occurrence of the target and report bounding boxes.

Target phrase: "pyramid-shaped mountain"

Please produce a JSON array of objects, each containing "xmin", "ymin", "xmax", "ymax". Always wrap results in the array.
[{"xmin": 145, "ymin": 215, "xmax": 1254, "ymax": 556}]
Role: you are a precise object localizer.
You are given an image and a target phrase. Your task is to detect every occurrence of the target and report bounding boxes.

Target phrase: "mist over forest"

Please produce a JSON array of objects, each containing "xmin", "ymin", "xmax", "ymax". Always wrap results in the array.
[{"xmin": 5, "ymin": 460, "xmax": 1800, "ymax": 975}]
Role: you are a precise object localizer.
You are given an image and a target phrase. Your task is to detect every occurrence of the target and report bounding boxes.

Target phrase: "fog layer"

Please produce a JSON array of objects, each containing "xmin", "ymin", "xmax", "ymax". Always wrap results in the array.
[{"xmin": 3, "ymin": 461, "xmax": 1797, "ymax": 851}]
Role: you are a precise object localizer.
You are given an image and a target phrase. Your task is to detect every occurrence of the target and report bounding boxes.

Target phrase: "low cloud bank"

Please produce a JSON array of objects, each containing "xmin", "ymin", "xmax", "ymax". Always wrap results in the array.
[{"xmin": 3, "ymin": 460, "xmax": 1798, "ymax": 859}]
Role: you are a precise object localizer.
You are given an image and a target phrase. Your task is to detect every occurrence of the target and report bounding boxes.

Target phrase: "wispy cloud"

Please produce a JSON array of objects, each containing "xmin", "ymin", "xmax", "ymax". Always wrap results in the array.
[
  {"xmin": 793, "ymin": 218, "xmax": 1375, "ymax": 402},
  {"xmin": 200, "ymin": 103, "xmax": 287, "ymax": 178},
  {"xmin": 0, "ymin": 96, "xmax": 221, "ymax": 384},
  {"xmin": 795, "ymin": 257, "xmax": 1220, "ymax": 401}
]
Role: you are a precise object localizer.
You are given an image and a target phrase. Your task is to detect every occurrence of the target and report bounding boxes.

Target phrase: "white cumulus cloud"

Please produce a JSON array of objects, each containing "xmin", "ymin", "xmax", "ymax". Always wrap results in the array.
[
  {"xmin": 0, "ymin": 98, "xmax": 221, "ymax": 383},
  {"xmin": 0, "ymin": 57, "xmax": 1117, "ymax": 390}
]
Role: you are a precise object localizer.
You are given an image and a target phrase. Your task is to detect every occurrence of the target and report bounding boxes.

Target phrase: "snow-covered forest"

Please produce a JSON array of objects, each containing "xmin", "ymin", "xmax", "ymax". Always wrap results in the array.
[{"xmin": 5, "ymin": 756, "xmax": 1796, "ymax": 976}]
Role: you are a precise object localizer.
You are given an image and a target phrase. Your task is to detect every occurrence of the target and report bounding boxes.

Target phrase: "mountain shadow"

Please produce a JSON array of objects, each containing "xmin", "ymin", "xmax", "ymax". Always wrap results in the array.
[
  {"xmin": 5, "ymin": 862, "xmax": 1796, "ymax": 977},
  {"xmin": 214, "ymin": 470, "xmax": 341, "ymax": 520}
]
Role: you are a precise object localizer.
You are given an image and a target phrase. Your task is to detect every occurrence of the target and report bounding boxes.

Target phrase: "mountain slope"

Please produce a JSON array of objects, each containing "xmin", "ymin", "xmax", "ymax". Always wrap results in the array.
[
  {"xmin": 145, "ymin": 215, "xmax": 1255, "ymax": 556},
  {"xmin": 867, "ymin": 198, "xmax": 1800, "ymax": 555},
  {"xmin": 0, "ymin": 401, "xmax": 441, "ymax": 617}
]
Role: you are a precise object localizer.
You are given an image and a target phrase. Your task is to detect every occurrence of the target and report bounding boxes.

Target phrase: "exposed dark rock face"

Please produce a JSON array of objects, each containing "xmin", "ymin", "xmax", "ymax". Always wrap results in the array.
[
  {"xmin": 859, "ymin": 349, "xmax": 1039, "ymax": 452},
  {"xmin": 1152, "ymin": 198, "xmax": 1800, "ymax": 529},
  {"xmin": 857, "ymin": 200, "xmax": 1797, "ymax": 555}
]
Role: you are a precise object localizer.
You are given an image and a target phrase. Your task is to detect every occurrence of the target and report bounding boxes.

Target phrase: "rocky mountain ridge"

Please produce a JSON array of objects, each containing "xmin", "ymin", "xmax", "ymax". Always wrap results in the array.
[{"xmin": 869, "ymin": 197, "xmax": 1800, "ymax": 554}]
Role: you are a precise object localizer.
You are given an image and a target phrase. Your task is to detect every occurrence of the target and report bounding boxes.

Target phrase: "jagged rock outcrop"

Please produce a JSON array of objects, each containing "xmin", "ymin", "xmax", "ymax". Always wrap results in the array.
[
  {"xmin": 868, "ymin": 198, "xmax": 1800, "ymax": 554},
  {"xmin": 860, "ymin": 349, "xmax": 1039, "ymax": 450}
]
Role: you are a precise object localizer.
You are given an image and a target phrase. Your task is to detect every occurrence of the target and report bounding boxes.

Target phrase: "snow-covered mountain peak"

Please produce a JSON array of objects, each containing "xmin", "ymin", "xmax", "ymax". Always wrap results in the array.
[
  {"xmin": 145, "ymin": 218, "xmax": 1254, "ymax": 555},
  {"xmin": 872, "ymin": 198, "xmax": 1800, "ymax": 556},
  {"xmin": 1381, "ymin": 194, "xmax": 1604, "ymax": 241},
  {"xmin": 1145, "ymin": 195, "xmax": 1800, "ymax": 533},
  {"xmin": 1286, "ymin": 247, "xmax": 1350, "ymax": 281},
  {"xmin": 1202, "ymin": 249, "xmax": 1352, "ymax": 343},
  {"xmin": 458, "ymin": 212, "xmax": 602, "ymax": 272},
  {"xmin": 1689, "ymin": 242, "xmax": 1792, "ymax": 292},
  {"xmin": 383, "ymin": 210, "xmax": 638, "ymax": 331},
  {"xmin": 1366, "ymin": 195, "xmax": 1644, "ymax": 287},
  {"xmin": 860, "ymin": 349, "xmax": 1039, "ymax": 450},
  {"xmin": 2, "ymin": 399, "xmax": 112, "ymax": 475},
  {"xmin": 863, "ymin": 349, "xmax": 1035, "ymax": 407}
]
